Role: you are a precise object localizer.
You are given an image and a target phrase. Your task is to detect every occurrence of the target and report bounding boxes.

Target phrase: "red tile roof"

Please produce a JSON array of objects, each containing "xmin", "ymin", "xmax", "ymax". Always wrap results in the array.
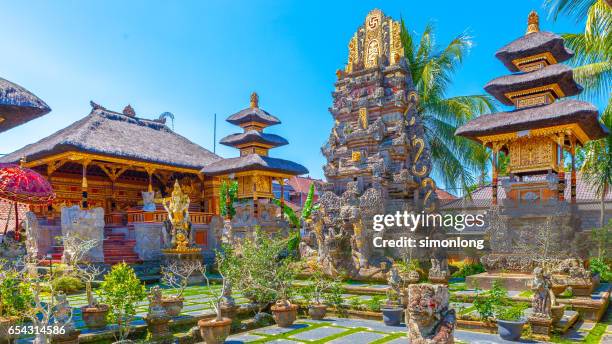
[
  {"xmin": 286, "ymin": 176, "xmax": 323, "ymax": 195},
  {"xmin": 442, "ymin": 173, "xmax": 612, "ymax": 209}
]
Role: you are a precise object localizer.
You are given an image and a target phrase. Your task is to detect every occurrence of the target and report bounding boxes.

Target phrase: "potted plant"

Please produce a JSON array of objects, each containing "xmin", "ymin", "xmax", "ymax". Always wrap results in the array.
[
  {"xmin": 381, "ymin": 289, "xmax": 403, "ymax": 326},
  {"xmin": 495, "ymin": 304, "xmax": 527, "ymax": 341},
  {"xmin": 197, "ymin": 257, "xmax": 232, "ymax": 344},
  {"xmin": 230, "ymin": 229, "xmax": 298, "ymax": 327},
  {"xmin": 77, "ymin": 264, "xmax": 109, "ymax": 330},
  {"xmin": 301, "ymin": 267, "xmax": 343, "ymax": 320},
  {"xmin": 99, "ymin": 263, "xmax": 146, "ymax": 344},
  {"xmin": 160, "ymin": 261, "xmax": 200, "ymax": 317},
  {"xmin": 0, "ymin": 270, "xmax": 33, "ymax": 344}
]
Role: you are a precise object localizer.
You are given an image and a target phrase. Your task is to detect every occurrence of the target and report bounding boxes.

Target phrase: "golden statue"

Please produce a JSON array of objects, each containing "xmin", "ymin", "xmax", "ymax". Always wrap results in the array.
[{"xmin": 161, "ymin": 180, "xmax": 198, "ymax": 253}]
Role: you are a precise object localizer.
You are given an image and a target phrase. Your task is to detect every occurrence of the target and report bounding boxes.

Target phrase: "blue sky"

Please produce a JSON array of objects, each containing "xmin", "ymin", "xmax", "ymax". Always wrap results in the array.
[{"xmin": 0, "ymin": 0, "xmax": 592, "ymax": 189}]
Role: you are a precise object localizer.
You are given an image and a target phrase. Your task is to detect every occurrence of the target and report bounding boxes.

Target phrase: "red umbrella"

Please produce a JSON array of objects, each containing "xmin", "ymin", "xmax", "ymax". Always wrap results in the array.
[{"xmin": 0, "ymin": 162, "xmax": 55, "ymax": 240}]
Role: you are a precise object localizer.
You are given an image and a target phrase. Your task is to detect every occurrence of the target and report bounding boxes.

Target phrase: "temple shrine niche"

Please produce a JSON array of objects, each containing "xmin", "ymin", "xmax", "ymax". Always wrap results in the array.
[
  {"xmin": 201, "ymin": 92, "xmax": 309, "ymax": 240},
  {"xmin": 456, "ymin": 11, "xmax": 607, "ymax": 292},
  {"xmin": 312, "ymin": 9, "xmax": 438, "ymax": 279}
]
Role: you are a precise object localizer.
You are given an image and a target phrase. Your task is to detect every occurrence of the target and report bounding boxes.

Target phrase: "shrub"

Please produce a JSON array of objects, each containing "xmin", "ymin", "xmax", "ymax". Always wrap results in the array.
[
  {"xmin": 348, "ymin": 297, "xmax": 362, "ymax": 310},
  {"xmin": 496, "ymin": 303, "xmax": 528, "ymax": 322},
  {"xmin": 473, "ymin": 281, "xmax": 508, "ymax": 321},
  {"xmin": 0, "ymin": 272, "xmax": 33, "ymax": 318},
  {"xmin": 589, "ymin": 258, "xmax": 612, "ymax": 282},
  {"xmin": 51, "ymin": 275, "xmax": 84, "ymax": 294},
  {"xmin": 99, "ymin": 263, "xmax": 146, "ymax": 341},
  {"xmin": 366, "ymin": 296, "xmax": 382, "ymax": 312},
  {"xmin": 451, "ymin": 261, "xmax": 485, "ymax": 278}
]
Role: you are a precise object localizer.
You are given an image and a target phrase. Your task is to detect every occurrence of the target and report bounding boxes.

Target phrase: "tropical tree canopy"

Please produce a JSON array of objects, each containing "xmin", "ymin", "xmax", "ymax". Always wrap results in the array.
[{"xmin": 400, "ymin": 21, "xmax": 497, "ymax": 193}]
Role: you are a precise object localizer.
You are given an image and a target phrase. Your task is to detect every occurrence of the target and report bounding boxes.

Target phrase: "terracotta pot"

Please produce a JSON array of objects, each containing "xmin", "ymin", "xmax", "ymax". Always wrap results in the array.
[
  {"xmin": 145, "ymin": 316, "xmax": 171, "ymax": 341},
  {"xmin": 551, "ymin": 304, "xmax": 565, "ymax": 324},
  {"xmin": 0, "ymin": 317, "xmax": 17, "ymax": 344},
  {"xmin": 271, "ymin": 302, "xmax": 298, "ymax": 327},
  {"xmin": 51, "ymin": 330, "xmax": 80, "ymax": 344},
  {"xmin": 161, "ymin": 297, "xmax": 184, "ymax": 317},
  {"xmin": 80, "ymin": 304, "xmax": 109, "ymax": 329},
  {"xmin": 308, "ymin": 304, "xmax": 327, "ymax": 320},
  {"xmin": 551, "ymin": 284, "xmax": 567, "ymax": 296},
  {"xmin": 198, "ymin": 317, "xmax": 232, "ymax": 344}
]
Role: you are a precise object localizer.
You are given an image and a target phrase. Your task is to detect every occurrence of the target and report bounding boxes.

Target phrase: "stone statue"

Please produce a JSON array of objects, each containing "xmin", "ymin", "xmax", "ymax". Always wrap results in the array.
[
  {"xmin": 387, "ymin": 267, "xmax": 402, "ymax": 304},
  {"xmin": 142, "ymin": 191, "xmax": 156, "ymax": 212},
  {"xmin": 24, "ymin": 211, "xmax": 39, "ymax": 261},
  {"xmin": 531, "ymin": 267, "xmax": 552, "ymax": 318},
  {"xmin": 428, "ymin": 257, "xmax": 451, "ymax": 284},
  {"xmin": 220, "ymin": 281, "xmax": 236, "ymax": 308},
  {"xmin": 53, "ymin": 292, "xmax": 76, "ymax": 334},
  {"xmin": 148, "ymin": 286, "xmax": 168, "ymax": 319},
  {"xmin": 145, "ymin": 286, "xmax": 171, "ymax": 342},
  {"xmin": 407, "ymin": 284, "xmax": 455, "ymax": 344}
]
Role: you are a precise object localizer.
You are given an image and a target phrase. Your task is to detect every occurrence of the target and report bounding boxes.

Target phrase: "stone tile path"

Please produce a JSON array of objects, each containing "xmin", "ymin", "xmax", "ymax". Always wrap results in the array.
[{"xmin": 225, "ymin": 318, "xmax": 546, "ymax": 343}]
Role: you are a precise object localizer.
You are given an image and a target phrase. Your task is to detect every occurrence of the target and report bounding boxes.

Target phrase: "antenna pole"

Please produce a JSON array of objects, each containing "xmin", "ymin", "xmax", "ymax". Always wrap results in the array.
[{"xmin": 213, "ymin": 113, "xmax": 217, "ymax": 154}]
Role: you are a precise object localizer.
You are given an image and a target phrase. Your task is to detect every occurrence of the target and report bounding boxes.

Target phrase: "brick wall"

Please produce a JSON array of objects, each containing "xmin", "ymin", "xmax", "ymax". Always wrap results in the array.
[{"xmin": 0, "ymin": 198, "xmax": 29, "ymax": 233}]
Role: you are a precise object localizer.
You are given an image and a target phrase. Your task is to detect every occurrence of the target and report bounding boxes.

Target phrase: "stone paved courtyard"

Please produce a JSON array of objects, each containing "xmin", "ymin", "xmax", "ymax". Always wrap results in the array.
[{"xmin": 223, "ymin": 315, "xmax": 612, "ymax": 344}]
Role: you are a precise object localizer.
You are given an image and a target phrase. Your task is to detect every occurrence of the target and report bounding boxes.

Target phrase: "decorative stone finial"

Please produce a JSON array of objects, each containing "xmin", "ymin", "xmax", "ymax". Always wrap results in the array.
[
  {"xmin": 527, "ymin": 11, "xmax": 540, "ymax": 34},
  {"xmin": 19, "ymin": 156, "xmax": 26, "ymax": 167},
  {"xmin": 123, "ymin": 104, "xmax": 136, "ymax": 117},
  {"xmin": 250, "ymin": 92, "xmax": 259, "ymax": 108}
]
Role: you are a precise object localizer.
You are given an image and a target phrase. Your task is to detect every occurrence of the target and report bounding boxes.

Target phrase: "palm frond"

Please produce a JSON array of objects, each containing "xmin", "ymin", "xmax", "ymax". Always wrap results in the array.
[{"xmin": 545, "ymin": 0, "xmax": 599, "ymax": 21}]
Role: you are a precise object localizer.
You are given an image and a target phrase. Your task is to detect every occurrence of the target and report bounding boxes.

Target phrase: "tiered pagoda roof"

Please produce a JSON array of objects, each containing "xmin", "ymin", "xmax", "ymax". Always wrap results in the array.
[
  {"xmin": 456, "ymin": 11, "xmax": 607, "ymax": 144},
  {"xmin": 201, "ymin": 92, "xmax": 308, "ymax": 176},
  {"xmin": 0, "ymin": 78, "xmax": 51, "ymax": 133},
  {"xmin": 0, "ymin": 102, "xmax": 221, "ymax": 170}
]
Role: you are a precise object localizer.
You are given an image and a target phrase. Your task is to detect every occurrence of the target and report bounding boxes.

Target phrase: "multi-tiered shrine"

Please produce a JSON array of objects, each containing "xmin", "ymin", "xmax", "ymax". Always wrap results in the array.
[
  {"xmin": 311, "ymin": 9, "xmax": 437, "ymax": 279},
  {"xmin": 201, "ymin": 93, "xmax": 308, "ymax": 238},
  {"xmin": 456, "ymin": 12, "xmax": 607, "ymax": 292}
]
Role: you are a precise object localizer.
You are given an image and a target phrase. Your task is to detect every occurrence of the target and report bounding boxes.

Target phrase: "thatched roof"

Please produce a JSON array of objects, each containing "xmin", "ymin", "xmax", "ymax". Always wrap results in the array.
[
  {"xmin": 226, "ymin": 107, "xmax": 281, "ymax": 127},
  {"xmin": 220, "ymin": 130, "xmax": 288, "ymax": 148},
  {"xmin": 496, "ymin": 31, "xmax": 574, "ymax": 72},
  {"xmin": 0, "ymin": 78, "xmax": 51, "ymax": 133},
  {"xmin": 0, "ymin": 104, "xmax": 221, "ymax": 170},
  {"xmin": 200, "ymin": 153, "xmax": 308, "ymax": 176},
  {"xmin": 484, "ymin": 64, "xmax": 581, "ymax": 105},
  {"xmin": 455, "ymin": 99, "xmax": 607, "ymax": 141}
]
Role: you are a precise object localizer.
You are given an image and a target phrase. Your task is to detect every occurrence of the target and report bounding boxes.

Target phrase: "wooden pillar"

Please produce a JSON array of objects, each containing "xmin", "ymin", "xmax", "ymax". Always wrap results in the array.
[
  {"xmin": 279, "ymin": 178, "xmax": 285, "ymax": 220},
  {"xmin": 558, "ymin": 134, "xmax": 565, "ymax": 201},
  {"xmin": 145, "ymin": 167, "xmax": 156, "ymax": 192},
  {"xmin": 81, "ymin": 159, "xmax": 91, "ymax": 209},
  {"xmin": 492, "ymin": 147, "xmax": 498, "ymax": 206},
  {"xmin": 570, "ymin": 137, "xmax": 577, "ymax": 204},
  {"xmin": 253, "ymin": 175, "xmax": 258, "ymax": 219},
  {"xmin": 14, "ymin": 201, "xmax": 19, "ymax": 240}
]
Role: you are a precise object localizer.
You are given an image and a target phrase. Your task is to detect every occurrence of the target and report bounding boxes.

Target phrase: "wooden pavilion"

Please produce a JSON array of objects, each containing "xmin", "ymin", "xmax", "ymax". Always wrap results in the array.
[{"xmin": 0, "ymin": 102, "xmax": 222, "ymax": 226}]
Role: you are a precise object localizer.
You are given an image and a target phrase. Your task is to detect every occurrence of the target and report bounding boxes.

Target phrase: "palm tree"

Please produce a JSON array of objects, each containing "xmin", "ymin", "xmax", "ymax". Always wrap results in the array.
[
  {"xmin": 546, "ymin": 0, "xmax": 612, "ymax": 225},
  {"xmin": 546, "ymin": 0, "xmax": 612, "ymax": 20},
  {"xmin": 581, "ymin": 101, "xmax": 612, "ymax": 226},
  {"xmin": 400, "ymin": 21, "xmax": 497, "ymax": 193}
]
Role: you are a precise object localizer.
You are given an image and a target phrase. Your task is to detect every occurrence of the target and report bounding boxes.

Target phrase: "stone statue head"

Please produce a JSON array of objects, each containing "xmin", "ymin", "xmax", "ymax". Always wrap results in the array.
[{"xmin": 408, "ymin": 284, "xmax": 450, "ymax": 327}]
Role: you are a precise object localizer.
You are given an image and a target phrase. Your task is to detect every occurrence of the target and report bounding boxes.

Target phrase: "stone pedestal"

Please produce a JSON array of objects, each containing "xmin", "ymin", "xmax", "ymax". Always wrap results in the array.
[
  {"xmin": 60, "ymin": 206, "xmax": 104, "ymax": 263},
  {"xmin": 134, "ymin": 223, "xmax": 163, "ymax": 261},
  {"xmin": 528, "ymin": 316, "xmax": 552, "ymax": 339},
  {"xmin": 161, "ymin": 250, "xmax": 204, "ymax": 284}
]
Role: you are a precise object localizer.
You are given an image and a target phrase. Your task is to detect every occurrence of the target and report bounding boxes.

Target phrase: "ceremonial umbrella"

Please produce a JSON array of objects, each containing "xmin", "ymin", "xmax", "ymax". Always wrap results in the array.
[{"xmin": 0, "ymin": 161, "xmax": 55, "ymax": 240}]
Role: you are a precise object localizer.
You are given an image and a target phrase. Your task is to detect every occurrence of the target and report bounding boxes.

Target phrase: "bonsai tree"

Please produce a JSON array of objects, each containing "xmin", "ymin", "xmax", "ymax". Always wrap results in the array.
[
  {"xmin": 300, "ymin": 265, "xmax": 343, "ymax": 319},
  {"xmin": 197, "ymin": 247, "xmax": 240, "ymax": 344},
  {"xmin": 161, "ymin": 260, "xmax": 200, "ymax": 299},
  {"xmin": 228, "ymin": 228, "xmax": 298, "ymax": 326},
  {"xmin": 99, "ymin": 263, "xmax": 146, "ymax": 343}
]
